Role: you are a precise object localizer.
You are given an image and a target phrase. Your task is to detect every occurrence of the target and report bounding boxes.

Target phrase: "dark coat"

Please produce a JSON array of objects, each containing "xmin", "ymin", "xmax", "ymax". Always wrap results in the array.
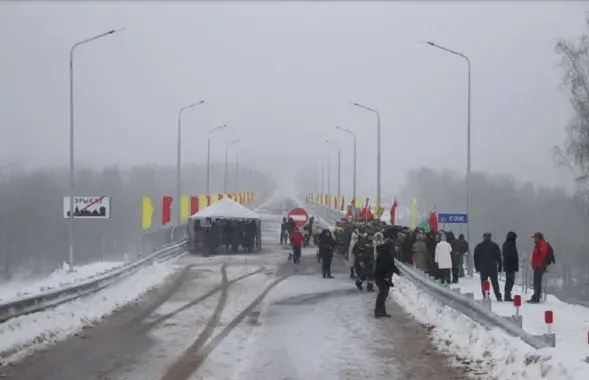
[
  {"xmin": 318, "ymin": 231, "xmax": 336, "ymax": 257},
  {"xmin": 502, "ymin": 231, "xmax": 519, "ymax": 273},
  {"xmin": 474, "ymin": 239, "xmax": 503, "ymax": 275},
  {"xmin": 374, "ymin": 240, "xmax": 401, "ymax": 282}
]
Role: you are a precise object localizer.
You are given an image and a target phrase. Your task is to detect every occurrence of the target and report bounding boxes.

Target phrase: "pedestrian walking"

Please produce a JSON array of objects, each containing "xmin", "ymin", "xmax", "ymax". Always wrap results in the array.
[
  {"xmin": 290, "ymin": 227, "xmax": 304, "ymax": 264},
  {"xmin": 348, "ymin": 228, "xmax": 359, "ymax": 278},
  {"xmin": 318, "ymin": 229, "xmax": 336, "ymax": 278},
  {"xmin": 374, "ymin": 238, "xmax": 401, "ymax": 318}
]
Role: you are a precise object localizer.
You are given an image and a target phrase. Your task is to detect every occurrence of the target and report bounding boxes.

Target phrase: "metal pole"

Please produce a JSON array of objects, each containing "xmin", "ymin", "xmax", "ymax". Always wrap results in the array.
[
  {"xmin": 236, "ymin": 155, "xmax": 240, "ymax": 192},
  {"xmin": 224, "ymin": 147, "xmax": 228, "ymax": 193},
  {"xmin": 423, "ymin": 41, "xmax": 472, "ymax": 276},
  {"xmin": 350, "ymin": 103, "xmax": 380, "ymax": 217},
  {"xmin": 336, "ymin": 126, "xmax": 357, "ymax": 203},
  {"xmin": 206, "ymin": 124, "xmax": 227, "ymax": 195},
  {"xmin": 206, "ymin": 136, "xmax": 211, "ymax": 195},
  {"xmin": 176, "ymin": 101, "xmax": 204, "ymax": 224},
  {"xmin": 68, "ymin": 28, "xmax": 123, "ymax": 269},
  {"xmin": 337, "ymin": 147, "xmax": 341, "ymax": 197},
  {"xmin": 327, "ymin": 155, "xmax": 331, "ymax": 195}
]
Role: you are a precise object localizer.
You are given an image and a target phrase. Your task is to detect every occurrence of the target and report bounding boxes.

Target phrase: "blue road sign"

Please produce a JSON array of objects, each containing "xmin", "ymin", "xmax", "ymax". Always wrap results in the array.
[{"xmin": 438, "ymin": 213, "xmax": 468, "ymax": 224}]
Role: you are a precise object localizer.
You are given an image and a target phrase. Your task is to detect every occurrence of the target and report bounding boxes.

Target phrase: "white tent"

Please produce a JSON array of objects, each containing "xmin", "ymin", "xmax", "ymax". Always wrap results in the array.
[{"xmin": 190, "ymin": 197, "xmax": 260, "ymax": 220}]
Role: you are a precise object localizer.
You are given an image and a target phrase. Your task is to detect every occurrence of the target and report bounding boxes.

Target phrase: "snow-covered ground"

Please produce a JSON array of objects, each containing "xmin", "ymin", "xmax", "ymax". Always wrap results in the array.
[
  {"xmin": 0, "ymin": 261, "xmax": 125, "ymax": 304},
  {"xmin": 393, "ymin": 276, "xmax": 588, "ymax": 379},
  {"xmin": 447, "ymin": 272, "xmax": 589, "ymax": 366},
  {"xmin": 0, "ymin": 261, "xmax": 178, "ymax": 364}
]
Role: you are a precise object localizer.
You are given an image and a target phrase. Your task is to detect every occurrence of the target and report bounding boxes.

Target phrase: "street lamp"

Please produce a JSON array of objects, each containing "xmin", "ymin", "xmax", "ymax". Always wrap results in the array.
[
  {"xmin": 350, "ymin": 101, "xmax": 381, "ymax": 216},
  {"xmin": 225, "ymin": 139, "xmax": 240, "ymax": 193},
  {"xmin": 325, "ymin": 140, "xmax": 341, "ymax": 197},
  {"xmin": 176, "ymin": 100, "xmax": 204, "ymax": 224},
  {"xmin": 68, "ymin": 28, "xmax": 125, "ymax": 269},
  {"xmin": 423, "ymin": 40, "xmax": 472, "ymax": 275},
  {"xmin": 336, "ymin": 125, "xmax": 357, "ymax": 203},
  {"xmin": 206, "ymin": 124, "xmax": 227, "ymax": 195}
]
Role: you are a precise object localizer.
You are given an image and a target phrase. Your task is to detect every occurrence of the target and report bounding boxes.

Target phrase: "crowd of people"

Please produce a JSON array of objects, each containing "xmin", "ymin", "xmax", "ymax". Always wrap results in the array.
[
  {"xmin": 188, "ymin": 217, "xmax": 258, "ymax": 256},
  {"xmin": 281, "ymin": 212, "xmax": 557, "ymax": 314}
]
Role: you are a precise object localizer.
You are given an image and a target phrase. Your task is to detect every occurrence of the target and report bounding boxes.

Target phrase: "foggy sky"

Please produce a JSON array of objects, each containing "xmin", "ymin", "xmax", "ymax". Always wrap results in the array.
[{"xmin": 2, "ymin": 1, "xmax": 587, "ymax": 198}]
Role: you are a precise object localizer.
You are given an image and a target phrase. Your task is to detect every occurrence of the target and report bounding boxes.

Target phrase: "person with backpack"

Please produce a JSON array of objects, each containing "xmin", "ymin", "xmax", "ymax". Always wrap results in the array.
[{"xmin": 528, "ymin": 232, "xmax": 554, "ymax": 303}]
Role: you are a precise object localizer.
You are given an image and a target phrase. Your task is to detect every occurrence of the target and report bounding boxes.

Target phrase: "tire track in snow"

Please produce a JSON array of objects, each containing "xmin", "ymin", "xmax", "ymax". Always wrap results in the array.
[
  {"xmin": 159, "ymin": 263, "xmax": 230, "ymax": 380},
  {"xmin": 137, "ymin": 265, "xmax": 267, "ymax": 333},
  {"xmin": 160, "ymin": 271, "xmax": 293, "ymax": 380}
]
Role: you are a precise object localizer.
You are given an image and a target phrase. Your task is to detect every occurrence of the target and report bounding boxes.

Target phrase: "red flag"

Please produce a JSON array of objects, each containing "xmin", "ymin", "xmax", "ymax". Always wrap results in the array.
[
  {"xmin": 190, "ymin": 196, "xmax": 199, "ymax": 215},
  {"xmin": 429, "ymin": 210, "xmax": 439, "ymax": 233},
  {"xmin": 390, "ymin": 199, "xmax": 398, "ymax": 225},
  {"xmin": 162, "ymin": 196, "xmax": 173, "ymax": 225}
]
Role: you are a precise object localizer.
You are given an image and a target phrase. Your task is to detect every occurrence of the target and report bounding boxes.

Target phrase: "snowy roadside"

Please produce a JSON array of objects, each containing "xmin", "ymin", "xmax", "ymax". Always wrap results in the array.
[
  {"xmin": 0, "ymin": 261, "xmax": 125, "ymax": 304},
  {"xmin": 0, "ymin": 261, "xmax": 178, "ymax": 365},
  {"xmin": 452, "ymin": 273, "xmax": 589, "ymax": 361},
  {"xmin": 392, "ymin": 277, "xmax": 588, "ymax": 380}
]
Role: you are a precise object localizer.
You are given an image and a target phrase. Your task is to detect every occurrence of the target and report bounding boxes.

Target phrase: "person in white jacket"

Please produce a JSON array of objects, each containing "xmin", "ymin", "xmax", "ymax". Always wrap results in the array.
[
  {"xmin": 348, "ymin": 229, "xmax": 359, "ymax": 279},
  {"xmin": 435, "ymin": 233, "xmax": 453, "ymax": 284}
]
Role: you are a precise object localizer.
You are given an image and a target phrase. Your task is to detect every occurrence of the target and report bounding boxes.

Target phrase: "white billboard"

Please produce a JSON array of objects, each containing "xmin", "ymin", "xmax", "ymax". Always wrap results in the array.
[{"xmin": 63, "ymin": 196, "xmax": 111, "ymax": 219}]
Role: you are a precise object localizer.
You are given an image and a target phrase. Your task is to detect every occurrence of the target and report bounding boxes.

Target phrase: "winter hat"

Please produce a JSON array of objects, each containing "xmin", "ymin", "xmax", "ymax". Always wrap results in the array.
[{"xmin": 483, "ymin": 232, "xmax": 492, "ymax": 239}]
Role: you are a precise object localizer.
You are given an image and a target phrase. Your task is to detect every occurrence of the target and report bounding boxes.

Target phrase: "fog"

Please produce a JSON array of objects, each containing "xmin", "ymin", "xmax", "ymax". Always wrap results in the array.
[{"xmin": 2, "ymin": 1, "xmax": 589, "ymax": 281}]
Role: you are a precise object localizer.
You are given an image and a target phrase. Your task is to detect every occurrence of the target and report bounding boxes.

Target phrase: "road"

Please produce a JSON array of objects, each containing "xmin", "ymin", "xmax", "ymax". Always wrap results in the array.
[{"xmin": 2, "ymin": 196, "xmax": 470, "ymax": 380}]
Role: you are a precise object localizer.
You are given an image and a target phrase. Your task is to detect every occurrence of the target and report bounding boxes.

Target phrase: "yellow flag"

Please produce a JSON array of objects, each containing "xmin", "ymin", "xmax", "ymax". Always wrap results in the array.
[
  {"xmin": 409, "ymin": 197, "xmax": 418, "ymax": 229},
  {"xmin": 141, "ymin": 195, "xmax": 154, "ymax": 230},
  {"xmin": 180, "ymin": 195, "xmax": 190, "ymax": 221}
]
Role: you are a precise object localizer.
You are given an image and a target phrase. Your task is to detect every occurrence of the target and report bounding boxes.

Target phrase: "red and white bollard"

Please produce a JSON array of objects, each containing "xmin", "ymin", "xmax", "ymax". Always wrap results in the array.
[
  {"xmin": 482, "ymin": 280, "xmax": 492, "ymax": 309},
  {"xmin": 482, "ymin": 280, "xmax": 490, "ymax": 298},
  {"xmin": 513, "ymin": 294, "xmax": 521, "ymax": 316},
  {"xmin": 544, "ymin": 310, "xmax": 556, "ymax": 347}
]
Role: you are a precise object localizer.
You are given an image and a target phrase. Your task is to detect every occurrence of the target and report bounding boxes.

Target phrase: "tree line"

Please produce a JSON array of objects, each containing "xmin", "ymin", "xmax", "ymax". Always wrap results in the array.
[{"xmin": 0, "ymin": 162, "xmax": 274, "ymax": 280}]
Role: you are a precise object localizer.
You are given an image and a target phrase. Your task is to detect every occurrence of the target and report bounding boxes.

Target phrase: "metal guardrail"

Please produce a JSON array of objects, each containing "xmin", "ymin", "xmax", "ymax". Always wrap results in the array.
[
  {"xmin": 0, "ymin": 197, "xmax": 266, "ymax": 323},
  {"xmin": 303, "ymin": 199, "xmax": 551, "ymax": 350},
  {"xmin": 0, "ymin": 238, "xmax": 187, "ymax": 323}
]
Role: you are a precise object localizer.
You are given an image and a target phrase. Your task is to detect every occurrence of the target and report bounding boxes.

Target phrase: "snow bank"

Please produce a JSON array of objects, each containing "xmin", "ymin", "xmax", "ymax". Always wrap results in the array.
[
  {"xmin": 0, "ymin": 261, "xmax": 125, "ymax": 304},
  {"xmin": 393, "ymin": 277, "xmax": 588, "ymax": 380},
  {"xmin": 0, "ymin": 261, "xmax": 178, "ymax": 364}
]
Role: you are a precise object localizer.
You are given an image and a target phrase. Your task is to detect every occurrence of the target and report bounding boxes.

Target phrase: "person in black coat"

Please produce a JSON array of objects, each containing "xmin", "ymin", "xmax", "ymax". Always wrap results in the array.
[
  {"xmin": 354, "ymin": 233, "xmax": 375, "ymax": 291},
  {"xmin": 474, "ymin": 232, "xmax": 503, "ymax": 301},
  {"xmin": 502, "ymin": 231, "xmax": 519, "ymax": 302},
  {"xmin": 373, "ymin": 238, "xmax": 401, "ymax": 318},
  {"xmin": 280, "ymin": 217, "xmax": 287, "ymax": 244},
  {"xmin": 318, "ymin": 229, "xmax": 336, "ymax": 278}
]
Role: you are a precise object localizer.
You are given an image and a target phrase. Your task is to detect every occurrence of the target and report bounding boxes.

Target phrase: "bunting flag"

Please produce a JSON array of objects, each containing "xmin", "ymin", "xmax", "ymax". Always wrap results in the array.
[
  {"xmin": 162, "ymin": 195, "xmax": 173, "ymax": 225},
  {"xmin": 190, "ymin": 196, "xmax": 199, "ymax": 215},
  {"xmin": 390, "ymin": 199, "xmax": 398, "ymax": 225},
  {"xmin": 429, "ymin": 210, "xmax": 439, "ymax": 233},
  {"xmin": 141, "ymin": 196, "xmax": 154, "ymax": 230},
  {"xmin": 180, "ymin": 195, "xmax": 190, "ymax": 221},
  {"xmin": 198, "ymin": 195, "xmax": 208, "ymax": 211},
  {"xmin": 409, "ymin": 197, "xmax": 418, "ymax": 229}
]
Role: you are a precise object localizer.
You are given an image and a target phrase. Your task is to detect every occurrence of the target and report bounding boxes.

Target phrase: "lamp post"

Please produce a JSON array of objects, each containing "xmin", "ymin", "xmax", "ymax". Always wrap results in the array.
[
  {"xmin": 176, "ymin": 100, "xmax": 204, "ymax": 224},
  {"xmin": 206, "ymin": 124, "xmax": 227, "ymax": 195},
  {"xmin": 224, "ymin": 139, "xmax": 240, "ymax": 193},
  {"xmin": 336, "ymin": 125, "xmax": 356, "ymax": 202},
  {"xmin": 351, "ymin": 102, "xmax": 381, "ymax": 217},
  {"xmin": 424, "ymin": 40, "xmax": 472, "ymax": 276},
  {"xmin": 68, "ymin": 28, "xmax": 124, "ymax": 269},
  {"xmin": 325, "ymin": 140, "xmax": 341, "ymax": 197}
]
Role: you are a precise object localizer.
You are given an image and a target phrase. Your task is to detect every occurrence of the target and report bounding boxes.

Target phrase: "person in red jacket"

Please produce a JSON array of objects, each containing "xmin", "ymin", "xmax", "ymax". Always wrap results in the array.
[
  {"xmin": 291, "ymin": 227, "xmax": 304, "ymax": 264},
  {"xmin": 528, "ymin": 232, "xmax": 548, "ymax": 303}
]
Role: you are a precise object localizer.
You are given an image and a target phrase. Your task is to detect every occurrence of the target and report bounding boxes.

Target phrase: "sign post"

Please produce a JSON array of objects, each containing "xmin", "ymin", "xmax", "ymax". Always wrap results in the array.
[
  {"xmin": 287, "ymin": 207, "xmax": 309, "ymax": 229},
  {"xmin": 437, "ymin": 212, "xmax": 468, "ymax": 224},
  {"xmin": 63, "ymin": 196, "xmax": 111, "ymax": 219}
]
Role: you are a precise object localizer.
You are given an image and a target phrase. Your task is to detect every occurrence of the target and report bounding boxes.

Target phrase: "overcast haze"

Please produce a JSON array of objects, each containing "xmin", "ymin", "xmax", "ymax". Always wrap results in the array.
[{"xmin": 2, "ymin": 1, "xmax": 587, "ymax": 197}]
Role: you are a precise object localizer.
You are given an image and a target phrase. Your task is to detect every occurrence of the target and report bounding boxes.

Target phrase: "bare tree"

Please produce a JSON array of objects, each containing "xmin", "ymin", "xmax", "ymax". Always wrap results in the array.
[{"xmin": 555, "ymin": 17, "xmax": 589, "ymax": 177}]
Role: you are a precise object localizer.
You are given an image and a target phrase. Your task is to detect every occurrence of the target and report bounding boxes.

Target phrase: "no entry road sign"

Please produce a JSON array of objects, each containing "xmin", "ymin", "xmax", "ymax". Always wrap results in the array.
[
  {"xmin": 288, "ymin": 207, "xmax": 309, "ymax": 228},
  {"xmin": 438, "ymin": 213, "xmax": 468, "ymax": 224}
]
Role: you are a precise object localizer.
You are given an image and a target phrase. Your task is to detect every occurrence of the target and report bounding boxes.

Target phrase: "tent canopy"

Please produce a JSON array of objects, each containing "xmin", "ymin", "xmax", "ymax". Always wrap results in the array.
[{"xmin": 190, "ymin": 197, "xmax": 260, "ymax": 220}]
